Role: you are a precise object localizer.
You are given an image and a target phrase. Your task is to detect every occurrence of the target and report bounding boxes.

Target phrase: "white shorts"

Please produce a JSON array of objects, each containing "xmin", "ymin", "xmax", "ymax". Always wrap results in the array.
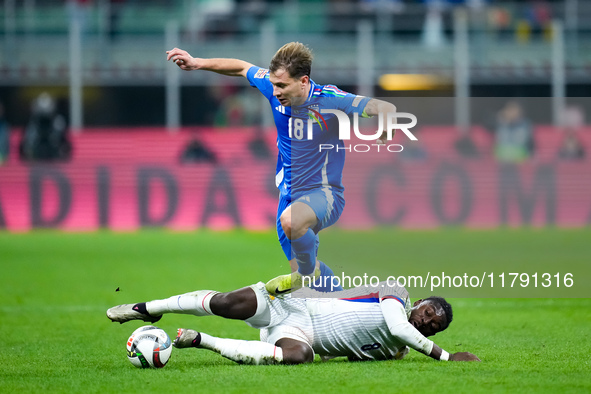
[{"xmin": 246, "ymin": 282, "xmax": 314, "ymax": 350}]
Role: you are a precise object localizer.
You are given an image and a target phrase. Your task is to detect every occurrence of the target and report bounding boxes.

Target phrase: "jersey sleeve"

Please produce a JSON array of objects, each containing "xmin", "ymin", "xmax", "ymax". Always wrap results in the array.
[
  {"xmin": 378, "ymin": 281, "xmax": 411, "ymax": 316},
  {"xmin": 380, "ymin": 298, "xmax": 434, "ymax": 356},
  {"xmin": 322, "ymin": 85, "xmax": 371, "ymax": 116},
  {"xmin": 246, "ymin": 66, "xmax": 274, "ymax": 100}
]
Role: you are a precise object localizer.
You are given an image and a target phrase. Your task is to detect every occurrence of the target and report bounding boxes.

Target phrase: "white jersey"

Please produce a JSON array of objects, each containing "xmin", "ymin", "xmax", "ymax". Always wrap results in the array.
[
  {"xmin": 296, "ymin": 283, "xmax": 412, "ymax": 360},
  {"xmin": 253, "ymin": 281, "xmax": 433, "ymax": 361}
]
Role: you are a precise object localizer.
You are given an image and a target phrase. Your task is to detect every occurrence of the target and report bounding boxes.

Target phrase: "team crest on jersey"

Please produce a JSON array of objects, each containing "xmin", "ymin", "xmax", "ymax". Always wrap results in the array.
[
  {"xmin": 306, "ymin": 105, "xmax": 328, "ymax": 132},
  {"xmin": 254, "ymin": 69, "xmax": 268, "ymax": 78}
]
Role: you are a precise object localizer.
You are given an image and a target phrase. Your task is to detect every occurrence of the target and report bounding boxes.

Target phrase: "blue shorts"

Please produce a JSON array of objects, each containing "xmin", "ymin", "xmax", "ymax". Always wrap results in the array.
[{"xmin": 276, "ymin": 188, "xmax": 345, "ymax": 259}]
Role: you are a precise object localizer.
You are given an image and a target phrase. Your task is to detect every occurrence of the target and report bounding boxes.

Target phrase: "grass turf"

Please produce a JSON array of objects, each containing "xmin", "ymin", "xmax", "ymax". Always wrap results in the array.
[{"xmin": 1, "ymin": 229, "xmax": 590, "ymax": 393}]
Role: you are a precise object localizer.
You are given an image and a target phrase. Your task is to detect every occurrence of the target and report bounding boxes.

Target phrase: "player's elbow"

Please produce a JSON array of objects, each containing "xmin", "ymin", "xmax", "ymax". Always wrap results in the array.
[
  {"xmin": 389, "ymin": 323, "xmax": 421, "ymax": 344},
  {"xmin": 365, "ymin": 99, "xmax": 396, "ymax": 117},
  {"xmin": 379, "ymin": 100, "xmax": 396, "ymax": 115},
  {"xmin": 238, "ymin": 61, "xmax": 254, "ymax": 77}
]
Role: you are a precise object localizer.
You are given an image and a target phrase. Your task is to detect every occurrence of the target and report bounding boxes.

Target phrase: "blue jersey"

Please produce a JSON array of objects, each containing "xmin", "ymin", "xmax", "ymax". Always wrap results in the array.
[{"xmin": 246, "ymin": 66, "xmax": 371, "ymax": 197}]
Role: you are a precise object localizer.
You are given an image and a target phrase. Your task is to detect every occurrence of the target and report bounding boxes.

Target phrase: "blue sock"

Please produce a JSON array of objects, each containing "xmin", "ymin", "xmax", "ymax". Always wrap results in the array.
[
  {"xmin": 290, "ymin": 228, "xmax": 317, "ymax": 275},
  {"xmin": 311, "ymin": 261, "xmax": 343, "ymax": 292}
]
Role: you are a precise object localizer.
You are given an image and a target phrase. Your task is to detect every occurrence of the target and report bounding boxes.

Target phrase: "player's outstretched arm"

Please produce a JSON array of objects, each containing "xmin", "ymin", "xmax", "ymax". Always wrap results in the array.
[
  {"xmin": 166, "ymin": 47, "xmax": 254, "ymax": 77},
  {"xmin": 362, "ymin": 98, "xmax": 397, "ymax": 145},
  {"xmin": 380, "ymin": 299, "xmax": 480, "ymax": 362},
  {"xmin": 363, "ymin": 98, "xmax": 396, "ymax": 118}
]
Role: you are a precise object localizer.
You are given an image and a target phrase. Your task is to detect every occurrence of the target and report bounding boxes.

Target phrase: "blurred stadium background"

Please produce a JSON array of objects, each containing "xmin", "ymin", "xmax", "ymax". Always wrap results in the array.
[
  {"xmin": 1, "ymin": 0, "xmax": 591, "ymax": 125},
  {"xmin": 0, "ymin": 0, "xmax": 589, "ymax": 235}
]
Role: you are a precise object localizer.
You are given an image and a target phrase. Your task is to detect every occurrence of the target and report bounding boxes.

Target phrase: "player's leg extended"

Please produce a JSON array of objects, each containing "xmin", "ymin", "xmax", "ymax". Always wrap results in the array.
[
  {"xmin": 281, "ymin": 201, "xmax": 319, "ymax": 275},
  {"xmin": 106, "ymin": 287, "xmax": 259, "ymax": 324},
  {"xmin": 267, "ymin": 190, "xmax": 344, "ymax": 294},
  {"xmin": 266, "ymin": 202, "xmax": 320, "ymax": 294},
  {"xmin": 173, "ymin": 282, "xmax": 314, "ymax": 365},
  {"xmin": 173, "ymin": 330, "xmax": 312, "ymax": 365},
  {"xmin": 287, "ymin": 235, "xmax": 342, "ymax": 293},
  {"xmin": 305, "ymin": 189, "xmax": 345, "ymax": 291}
]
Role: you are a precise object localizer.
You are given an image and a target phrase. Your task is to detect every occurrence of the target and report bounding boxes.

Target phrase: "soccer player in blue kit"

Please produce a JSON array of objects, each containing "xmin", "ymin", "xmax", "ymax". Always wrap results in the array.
[{"xmin": 166, "ymin": 43, "xmax": 396, "ymax": 295}]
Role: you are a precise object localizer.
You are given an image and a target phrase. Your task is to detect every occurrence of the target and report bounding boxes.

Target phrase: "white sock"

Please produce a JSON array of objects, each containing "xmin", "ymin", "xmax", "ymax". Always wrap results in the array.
[
  {"xmin": 199, "ymin": 333, "xmax": 283, "ymax": 365},
  {"xmin": 146, "ymin": 290, "xmax": 219, "ymax": 316}
]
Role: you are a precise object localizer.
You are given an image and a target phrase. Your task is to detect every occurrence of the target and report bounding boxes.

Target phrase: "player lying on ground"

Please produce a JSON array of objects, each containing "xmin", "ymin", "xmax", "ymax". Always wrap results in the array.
[
  {"xmin": 166, "ymin": 43, "xmax": 397, "ymax": 295},
  {"xmin": 107, "ymin": 280, "xmax": 480, "ymax": 365}
]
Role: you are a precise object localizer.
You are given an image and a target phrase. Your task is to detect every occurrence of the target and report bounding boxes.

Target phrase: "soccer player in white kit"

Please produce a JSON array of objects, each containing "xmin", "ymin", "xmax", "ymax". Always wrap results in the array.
[{"xmin": 107, "ymin": 281, "xmax": 480, "ymax": 364}]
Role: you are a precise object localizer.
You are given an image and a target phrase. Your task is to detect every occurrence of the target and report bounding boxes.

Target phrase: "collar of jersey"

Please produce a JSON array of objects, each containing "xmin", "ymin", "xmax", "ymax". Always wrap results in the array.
[{"xmin": 306, "ymin": 80, "xmax": 316, "ymax": 103}]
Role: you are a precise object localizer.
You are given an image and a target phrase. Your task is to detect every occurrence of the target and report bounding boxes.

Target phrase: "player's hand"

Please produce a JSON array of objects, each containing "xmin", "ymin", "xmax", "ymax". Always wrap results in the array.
[
  {"xmin": 449, "ymin": 352, "xmax": 481, "ymax": 362},
  {"xmin": 166, "ymin": 48, "xmax": 200, "ymax": 71},
  {"xmin": 376, "ymin": 131, "xmax": 388, "ymax": 145},
  {"xmin": 376, "ymin": 130, "xmax": 396, "ymax": 145}
]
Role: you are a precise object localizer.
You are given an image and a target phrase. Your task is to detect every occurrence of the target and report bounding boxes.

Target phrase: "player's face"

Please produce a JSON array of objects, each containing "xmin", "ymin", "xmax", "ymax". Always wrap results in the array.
[
  {"xmin": 408, "ymin": 300, "xmax": 447, "ymax": 337},
  {"xmin": 269, "ymin": 68, "xmax": 309, "ymax": 107}
]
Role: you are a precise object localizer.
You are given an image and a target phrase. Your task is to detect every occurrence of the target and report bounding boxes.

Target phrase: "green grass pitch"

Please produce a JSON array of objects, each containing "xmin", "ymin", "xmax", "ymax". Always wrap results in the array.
[{"xmin": 1, "ymin": 229, "xmax": 590, "ymax": 393}]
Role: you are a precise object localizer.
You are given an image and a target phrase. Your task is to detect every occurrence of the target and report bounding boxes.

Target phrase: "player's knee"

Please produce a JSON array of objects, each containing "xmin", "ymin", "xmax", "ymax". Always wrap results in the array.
[
  {"xmin": 210, "ymin": 288, "xmax": 256, "ymax": 320},
  {"xmin": 209, "ymin": 293, "xmax": 235, "ymax": 318},
  {"xmin": 281, "ymin": 213, "xmax": 309, "ymax": 240},
  {"xmin": 280, "ymin": 211, "xmax": 293, "ymax": 239},
  {"xmin": 210, "ymin": 293, "xmax": 231, "ymax": 311},
  {"xmin": 277, "ymin": 341, "xmax": 314, "ymax": 364}
]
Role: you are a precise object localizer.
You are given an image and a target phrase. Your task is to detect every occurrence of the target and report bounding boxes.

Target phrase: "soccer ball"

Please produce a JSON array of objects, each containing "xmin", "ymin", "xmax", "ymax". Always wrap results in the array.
[{"xmin": 126, "ymin": 325, "xmax": 172, "ymax": 368}]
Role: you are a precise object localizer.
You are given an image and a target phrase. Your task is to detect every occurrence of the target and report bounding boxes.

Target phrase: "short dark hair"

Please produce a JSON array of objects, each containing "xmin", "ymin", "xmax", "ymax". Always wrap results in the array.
[
  {"xmin": 425, "ymin": 296, "xmax": 453, "ymax": 330},
  {"xmin": 269, "ymin": 42, "xmax": 313, "ymax": 79}
]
